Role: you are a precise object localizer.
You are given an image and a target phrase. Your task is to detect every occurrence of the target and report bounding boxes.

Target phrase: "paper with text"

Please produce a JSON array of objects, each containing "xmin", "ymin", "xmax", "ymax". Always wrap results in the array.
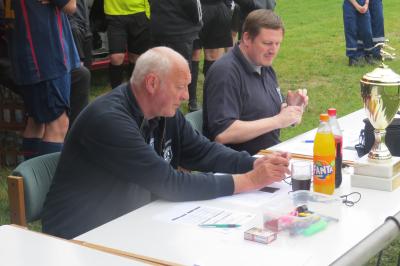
[{"xmin": 155, "ymin": 203, "xmax": 255, "ymax": 227}]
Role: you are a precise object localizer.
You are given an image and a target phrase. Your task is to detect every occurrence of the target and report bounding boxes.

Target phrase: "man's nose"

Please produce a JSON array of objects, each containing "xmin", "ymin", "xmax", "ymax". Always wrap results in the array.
[
  {"xmin": 271, "ymin": 43, "xmax": 280, "ymax": 52},
  {"xmin": 182, "ymin": 88, "xmax": 189, "ymax": 101}
]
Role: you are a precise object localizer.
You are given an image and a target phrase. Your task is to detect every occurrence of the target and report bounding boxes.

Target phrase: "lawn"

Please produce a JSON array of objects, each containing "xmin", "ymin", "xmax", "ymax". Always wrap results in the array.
[{"xmin": 1, "ymin": 0, "xmax": 400, "ymax": 264}]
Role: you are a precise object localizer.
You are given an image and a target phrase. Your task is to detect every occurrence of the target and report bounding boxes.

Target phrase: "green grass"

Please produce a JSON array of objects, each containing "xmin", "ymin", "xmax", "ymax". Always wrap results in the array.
[
  {"xmin": 275, "ymin": 0, "xmax": 400, "ymax": 142},
  {"xmin": 2, "ymin": 0, "xmax": 400, "ymax": 264}
]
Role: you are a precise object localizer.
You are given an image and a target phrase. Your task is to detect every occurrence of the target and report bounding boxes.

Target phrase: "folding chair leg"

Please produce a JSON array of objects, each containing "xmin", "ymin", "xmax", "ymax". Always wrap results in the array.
[{"xmin": 7, "ymin": 176, "xmax": 27, "ymax": 227}]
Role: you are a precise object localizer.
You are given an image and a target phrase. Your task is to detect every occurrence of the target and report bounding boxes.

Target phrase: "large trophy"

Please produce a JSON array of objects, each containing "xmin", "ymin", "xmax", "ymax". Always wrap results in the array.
[{"xmin": 352, "ymin": 43, "xmax": 400, "ymax": 191}]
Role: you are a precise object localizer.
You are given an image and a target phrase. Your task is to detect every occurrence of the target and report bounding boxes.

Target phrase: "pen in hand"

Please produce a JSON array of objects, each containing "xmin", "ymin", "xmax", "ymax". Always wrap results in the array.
[{"xmin": 199, "ymin": 224, "xmax": 241, "ymax": 228}]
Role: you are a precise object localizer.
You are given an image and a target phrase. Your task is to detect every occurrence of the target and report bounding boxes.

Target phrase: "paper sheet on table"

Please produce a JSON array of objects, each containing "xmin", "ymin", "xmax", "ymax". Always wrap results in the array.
[
  {"xmin": 216, "ymin": 181, "xmax": 291, "ymax": 208},
  {"xmin": 154, "ymin": 203, "xmax": 255, "ymax": 227}
]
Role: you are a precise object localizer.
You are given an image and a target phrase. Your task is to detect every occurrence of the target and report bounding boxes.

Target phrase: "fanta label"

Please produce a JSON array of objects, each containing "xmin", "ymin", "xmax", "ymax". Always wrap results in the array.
[{"xmin": 314, "ymin": 160, "xmax": 335, "ymax": 180}]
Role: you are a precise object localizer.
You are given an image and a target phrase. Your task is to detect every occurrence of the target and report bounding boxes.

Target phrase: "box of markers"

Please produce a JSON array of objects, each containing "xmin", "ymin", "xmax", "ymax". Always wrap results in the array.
[{"xmin": 262, "ymin": 191, "xmax": 341, "ymax": 237}]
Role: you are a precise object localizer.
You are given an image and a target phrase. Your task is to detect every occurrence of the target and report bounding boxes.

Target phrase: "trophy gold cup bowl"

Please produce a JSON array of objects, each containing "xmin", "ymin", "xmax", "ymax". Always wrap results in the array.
[{"xmin": 360, "ymin": 64, "xmax": 400, "ymax": 161}]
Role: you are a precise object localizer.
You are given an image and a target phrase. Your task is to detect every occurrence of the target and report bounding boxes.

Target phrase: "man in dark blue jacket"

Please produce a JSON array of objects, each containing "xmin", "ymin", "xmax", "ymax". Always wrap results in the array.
[{"xmin": 42, "ymin": 46, "xmax": 290, "ymax": 239}]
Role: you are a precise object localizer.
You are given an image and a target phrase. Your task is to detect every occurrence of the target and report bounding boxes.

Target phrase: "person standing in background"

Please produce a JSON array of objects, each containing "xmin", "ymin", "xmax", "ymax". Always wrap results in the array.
[
  {"xmin": 10, "ymin": 0, "xmax": 80, "ymax": 159},
  {"xmin": 231, "ymin": 0, "xmax": 276, "ymax": 41},
  {"xmin": 189, "ymin": 0, "xmax": 233, "ymax": 112},
  {"xmin": 369, "ymin": 0, "xmax": 385, "ymax": 60},
  {"xmin": 68, "ymin": 0, "xmax": 91, "ymax": 126},
  {"xmin": 150, "ymin": 0, "xmax": 202, "ymax": 111},
  {"xmin": 343, "ymin": 0, "xmax": 376, "ymax": 66},
  {"xmin": 69, "ymin": 0, "xmax": 92, "ymax": 68},
  {"xmin": 104, "ymin": 0, "xmax": 151, "ymax": 88}
]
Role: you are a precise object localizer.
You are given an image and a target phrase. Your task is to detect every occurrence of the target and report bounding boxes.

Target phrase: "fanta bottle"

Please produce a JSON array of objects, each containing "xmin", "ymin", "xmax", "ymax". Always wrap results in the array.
[{"xmin": 313, "ymin": 113, "xmax": 336, "ymax": 195}]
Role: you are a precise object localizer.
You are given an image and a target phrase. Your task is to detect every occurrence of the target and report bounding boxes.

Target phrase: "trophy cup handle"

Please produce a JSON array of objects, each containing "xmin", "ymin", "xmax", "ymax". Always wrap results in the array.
[{"xmin": 374, "ymin": 42, "xmax": 396, "ymax": 63}]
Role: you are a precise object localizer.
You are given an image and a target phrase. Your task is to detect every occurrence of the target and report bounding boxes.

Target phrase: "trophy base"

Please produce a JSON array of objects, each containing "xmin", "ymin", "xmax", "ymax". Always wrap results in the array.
[
  {"xmin": 353, "ymin": 154, "xmax": 400, "ymax": 178},
  {"xmin": 351, "ymin": 172, "xmax": 400, "ymax": 192}
]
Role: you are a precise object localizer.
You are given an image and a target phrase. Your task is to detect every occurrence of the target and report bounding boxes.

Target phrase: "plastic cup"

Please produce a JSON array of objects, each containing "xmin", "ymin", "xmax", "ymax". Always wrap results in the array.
[{"xmin": 291, "ymin": 160, "xmax": 312, "ymax": 191}]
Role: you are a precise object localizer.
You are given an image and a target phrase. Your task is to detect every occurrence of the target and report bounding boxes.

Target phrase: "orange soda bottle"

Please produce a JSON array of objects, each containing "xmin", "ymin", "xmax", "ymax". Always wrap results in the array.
[{"xmin": 313, "ymin": 113, "xmax": 336, "ymax": 195}]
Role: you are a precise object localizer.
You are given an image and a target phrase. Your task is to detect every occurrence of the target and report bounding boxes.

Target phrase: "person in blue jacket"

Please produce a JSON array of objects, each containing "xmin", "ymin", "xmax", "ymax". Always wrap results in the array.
[{"xmin": 343, "ymin": 0, "xmax": 375, "ymax": 66}]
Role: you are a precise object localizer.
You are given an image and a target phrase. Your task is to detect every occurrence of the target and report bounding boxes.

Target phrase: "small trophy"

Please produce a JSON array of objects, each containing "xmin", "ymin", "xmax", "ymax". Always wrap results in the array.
[{"xmin": 352, "ymin": 43, "xmax": 400, "ymax": 191}]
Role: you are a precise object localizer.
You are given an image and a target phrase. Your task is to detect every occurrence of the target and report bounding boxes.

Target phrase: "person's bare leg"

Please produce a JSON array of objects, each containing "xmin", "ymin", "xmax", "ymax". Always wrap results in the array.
[
  {"xmin": 203, "ymin": 48, "xmax": 223, "ymax": 76},
  {"xmin": 43, "ymin": 112, "xmax": 69, "ymax": 143},
  {"xmin": 22, "ymin": 117, "xmax": 45, "ymax": 160},
  {"xmin": 38, "ymin": 112, "xmax": 69, "ymax": 155}
]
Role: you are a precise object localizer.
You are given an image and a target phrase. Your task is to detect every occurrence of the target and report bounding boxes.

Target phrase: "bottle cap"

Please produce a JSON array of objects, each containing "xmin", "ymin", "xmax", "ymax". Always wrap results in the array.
[
  {"xmin": 320, "ymin": 113, "xmax": 329, "ymax": 122},
  {"xmin": 327, "ymin": 108, "xmax": 336, "ymax": 116}
]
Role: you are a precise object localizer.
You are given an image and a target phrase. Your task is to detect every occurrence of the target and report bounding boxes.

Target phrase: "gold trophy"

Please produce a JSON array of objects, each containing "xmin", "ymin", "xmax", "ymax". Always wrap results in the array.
[
  {"xmin": 361, "ymin": 64, "xmax": 400, "ymax": 160},
  {"xmin": 352, "ymin": 43, "xmax": 400, "ymax": 191}
]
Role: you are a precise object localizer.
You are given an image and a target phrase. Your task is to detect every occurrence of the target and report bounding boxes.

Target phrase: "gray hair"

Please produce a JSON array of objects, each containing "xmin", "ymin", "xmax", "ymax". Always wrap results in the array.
[{"xmin": 130, "ymin": 47, "xmax": 182, "ymax": 87}]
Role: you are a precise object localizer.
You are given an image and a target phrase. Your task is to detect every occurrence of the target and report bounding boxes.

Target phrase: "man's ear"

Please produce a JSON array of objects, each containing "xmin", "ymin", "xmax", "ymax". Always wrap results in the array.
[
  {"xmin": 144, "ymin": 73, "xmax": 159, "ymax": 95},
  {"xmin": 242, "ymin": 32, "xmax": 251, "ymax": 46}
]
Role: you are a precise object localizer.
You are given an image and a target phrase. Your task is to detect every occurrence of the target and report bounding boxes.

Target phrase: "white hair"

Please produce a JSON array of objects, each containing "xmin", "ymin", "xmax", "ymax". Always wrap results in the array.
[{"xmin": 130, "ymin": 47, "xmax": 186, "ymax": 88}]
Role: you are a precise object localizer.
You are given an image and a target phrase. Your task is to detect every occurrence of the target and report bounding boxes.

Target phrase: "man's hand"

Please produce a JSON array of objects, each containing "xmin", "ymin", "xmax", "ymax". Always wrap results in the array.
[
  {"xmin": 286, "ymin": 88, "xmax": 308, "ymax": 109},
  {"xmin": 359, "ymin": 4, "xmax": 368, "ymax": 13},
  {"xmin": 233, "ymin": 152, "xmax": 290, "ymax": 193},
  {"xmin": 349, "ymin": 0, "xmax": 368, "ymax": 13},
  {"xmin": 276, "ymin": 104, "xmax": 303, "ymax": 128},
  {"xmin": 253, "ymin": 151, "xmax": 291, "ymax": 168}
]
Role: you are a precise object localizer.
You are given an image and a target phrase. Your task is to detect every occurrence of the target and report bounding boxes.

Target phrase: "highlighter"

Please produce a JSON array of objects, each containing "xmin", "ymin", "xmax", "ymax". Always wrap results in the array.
[{"xmin": 302, "ymin": 220, "xmax": 328, "ymax": 236}]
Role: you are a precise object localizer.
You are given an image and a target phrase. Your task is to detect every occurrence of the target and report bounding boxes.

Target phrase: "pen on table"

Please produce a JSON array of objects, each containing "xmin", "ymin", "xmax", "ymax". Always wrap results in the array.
[
  {"xmin": 303, "ymin": 140, "xmax": 314, "ymax": 143},
  {"xmin": 199, "ymin": 224, "xmax": 241, "ymax": 228}
]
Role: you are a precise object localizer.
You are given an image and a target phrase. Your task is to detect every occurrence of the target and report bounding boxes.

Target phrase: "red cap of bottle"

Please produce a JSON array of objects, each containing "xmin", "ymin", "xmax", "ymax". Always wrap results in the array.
[{"xmin": 327, "ymin": 108, "xmax": 336, "ymax": 116}]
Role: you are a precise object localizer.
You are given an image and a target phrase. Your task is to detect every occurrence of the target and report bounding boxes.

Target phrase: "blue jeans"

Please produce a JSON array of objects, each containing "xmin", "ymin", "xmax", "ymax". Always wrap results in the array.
[{"xmin": 343, "ymin": 0, "xmax": 374, "ymax": 58}]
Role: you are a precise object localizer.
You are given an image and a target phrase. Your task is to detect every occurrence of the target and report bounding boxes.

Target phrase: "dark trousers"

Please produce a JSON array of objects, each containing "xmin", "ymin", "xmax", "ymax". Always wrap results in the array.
[
  {"xmin": 369, "ymin": 0, "xmax": 385, "ymax": 45},
  {"xmin": 152, "ymin": 38, "xmax": 194, "ymax": 67},
  {"xmin": 343, "ymin": 0, "xmax": 374, "ymax": 58},
  {"xmin": 70, "ymin": 66, "xmax": 90, "ymax": 126}
]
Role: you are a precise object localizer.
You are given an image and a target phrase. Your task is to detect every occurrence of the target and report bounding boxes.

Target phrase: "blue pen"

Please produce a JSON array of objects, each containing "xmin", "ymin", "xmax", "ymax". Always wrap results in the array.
[
  {"xmin": 303, "ymin": 140, "xmax": 314, "ymax": 143},
  {"xmin": 199, "ymin": 224, "xmax": 241, "ymax": 228}
]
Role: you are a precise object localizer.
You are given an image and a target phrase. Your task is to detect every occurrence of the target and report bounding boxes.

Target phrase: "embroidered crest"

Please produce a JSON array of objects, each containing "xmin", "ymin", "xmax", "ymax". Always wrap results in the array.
[{"xmin": 163, "ymin": 139, "xmax": 173, "ymax": 162}]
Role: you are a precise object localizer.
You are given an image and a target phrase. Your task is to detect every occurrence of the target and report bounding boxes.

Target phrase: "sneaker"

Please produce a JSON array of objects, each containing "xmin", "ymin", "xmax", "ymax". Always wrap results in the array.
[{"xmin": 348, "ymin": 57, "xmax": 364, "ymax": 67}]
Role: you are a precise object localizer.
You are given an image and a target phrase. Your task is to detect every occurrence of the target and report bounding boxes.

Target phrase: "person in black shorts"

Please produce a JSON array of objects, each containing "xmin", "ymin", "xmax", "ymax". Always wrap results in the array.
[
  {"xmin": 105, "ymin": 1, "xmax": 151, "ymax": 88},
  {"xmin": 231, "ymin": 0, "xmax": 276, "ymax": 41},
  {"xmin": 189, "ymin": 0, "xmax": 233, "ymax": 112},
  {"xmin": 10, "ymin": 0, "xmax": 80, "ymax": 159},
  {"xmin": 150, "ymin": 0, "xmax": 202, "ymax": 111}
]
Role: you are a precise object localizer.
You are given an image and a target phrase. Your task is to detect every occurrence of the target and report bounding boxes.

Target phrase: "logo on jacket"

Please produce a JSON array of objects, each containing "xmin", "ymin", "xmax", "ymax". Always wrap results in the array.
[{"xmin": 163, "ymin": 139, "xmax": 173, "ymax": 162}]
